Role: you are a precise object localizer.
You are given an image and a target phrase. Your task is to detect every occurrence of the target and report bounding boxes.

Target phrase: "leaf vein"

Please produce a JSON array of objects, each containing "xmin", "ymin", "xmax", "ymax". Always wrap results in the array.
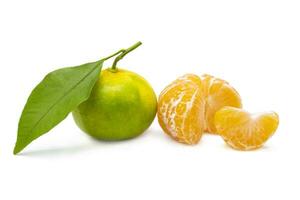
[{"xmin": 23, "ymin": 62, "xmax": 101, "ymax": 138}]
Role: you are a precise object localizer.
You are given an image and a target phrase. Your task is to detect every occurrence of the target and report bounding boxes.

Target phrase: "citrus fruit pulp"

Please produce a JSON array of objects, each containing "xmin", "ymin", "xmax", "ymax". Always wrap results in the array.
[
  {"xmin": 214, "ymin": 106, "xmax": 279, "ymax": 150},
  {"xmin": 157, "ymin": 74, "xmax": 242, "ymax": 144},
  {"xmin": 158, "ymin": 74, "xmax": 205, "ymax": 144},
  {"xmin": 72, "ymin": 68, "xmax": 157, "ymax": 140},
  {"xmin": 199, "ymin": 74, "xmax": 242, "ymax": 133}
]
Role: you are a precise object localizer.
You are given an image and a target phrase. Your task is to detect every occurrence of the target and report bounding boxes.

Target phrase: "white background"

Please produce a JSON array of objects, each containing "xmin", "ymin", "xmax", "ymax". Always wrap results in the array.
[{"xmin": 1, "ymin": 0, "xmax": 299, "ymax": 199}]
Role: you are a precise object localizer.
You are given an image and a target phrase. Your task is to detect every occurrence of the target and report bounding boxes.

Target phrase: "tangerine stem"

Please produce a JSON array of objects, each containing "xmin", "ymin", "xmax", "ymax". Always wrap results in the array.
[
  {"xmin": 102, "ymin": 49, "xmax": 125, "ymax": 61},
  {"xmin": 111, "ymin": 41, "xmax": 142, "ymax": 71}
]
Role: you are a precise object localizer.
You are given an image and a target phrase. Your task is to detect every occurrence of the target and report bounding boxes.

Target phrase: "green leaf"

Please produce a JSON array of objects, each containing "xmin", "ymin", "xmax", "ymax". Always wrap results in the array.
[{"xmin": 14, "ymin": 60, "xmax": 103, "ymax": 154}]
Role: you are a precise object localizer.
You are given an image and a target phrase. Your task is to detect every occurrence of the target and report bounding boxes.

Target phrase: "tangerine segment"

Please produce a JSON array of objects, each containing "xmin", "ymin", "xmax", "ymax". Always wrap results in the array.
[
  {"xmin": 157, "ymin": 74, "xmax": 205, "ymax": 144},
  {"xmin": 214, "ymin": 106, "xmax": 279, "ymax": 150},
  {"xmin": 200, "ymin": 74, "xmax": 242, "ymax": 133}
]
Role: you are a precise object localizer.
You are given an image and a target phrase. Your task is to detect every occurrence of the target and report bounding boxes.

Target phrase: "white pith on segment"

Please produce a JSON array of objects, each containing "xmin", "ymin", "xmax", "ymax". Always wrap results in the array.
[
  {"xmin": 182, "ymin": 88, "xmax": 199, "ymax": 141},
  {"xmin": 158, "ymin": 74, "xmax": 205, "ymax": 144},
  {"xmin": 158, "ymin": 73, "xmax": 242, "ymax": 144},
  {"xmin": 199, "ymin": 74, "xmax": 242, "ymax": 133}
]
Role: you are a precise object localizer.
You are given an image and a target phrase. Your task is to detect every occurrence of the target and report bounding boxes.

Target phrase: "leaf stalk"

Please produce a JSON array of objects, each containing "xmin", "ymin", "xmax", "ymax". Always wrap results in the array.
[{"xmin": 111, "ymin": 41, "xmax": 142, "ymax": 71}]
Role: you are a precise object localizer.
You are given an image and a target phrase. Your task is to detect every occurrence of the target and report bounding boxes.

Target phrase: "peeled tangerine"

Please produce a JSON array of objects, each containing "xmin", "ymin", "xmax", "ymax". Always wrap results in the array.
[
  {"xmin": 157, "ymin": 74, "xmax": 242, "ymax": 144},
  {"xmin": 214, "ymin": 107, "xmax": 279, "ymax": 150}
]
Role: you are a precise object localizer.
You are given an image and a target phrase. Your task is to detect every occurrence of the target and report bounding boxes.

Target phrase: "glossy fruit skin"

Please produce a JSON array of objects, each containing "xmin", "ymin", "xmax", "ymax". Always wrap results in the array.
[{"xmin": 72, "ymin": 68, "xmax": 157, "ymax": 140}]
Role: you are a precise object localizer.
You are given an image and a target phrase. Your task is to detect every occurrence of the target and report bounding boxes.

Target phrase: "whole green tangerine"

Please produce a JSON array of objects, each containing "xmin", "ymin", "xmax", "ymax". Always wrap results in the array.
[
  {"xmin": 72, "ymin": 68, "xmax": 157, "ymax": 140},
  {"xmin": 72, "ymin": 43, "xmax": 157, "ymax": 140}
]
